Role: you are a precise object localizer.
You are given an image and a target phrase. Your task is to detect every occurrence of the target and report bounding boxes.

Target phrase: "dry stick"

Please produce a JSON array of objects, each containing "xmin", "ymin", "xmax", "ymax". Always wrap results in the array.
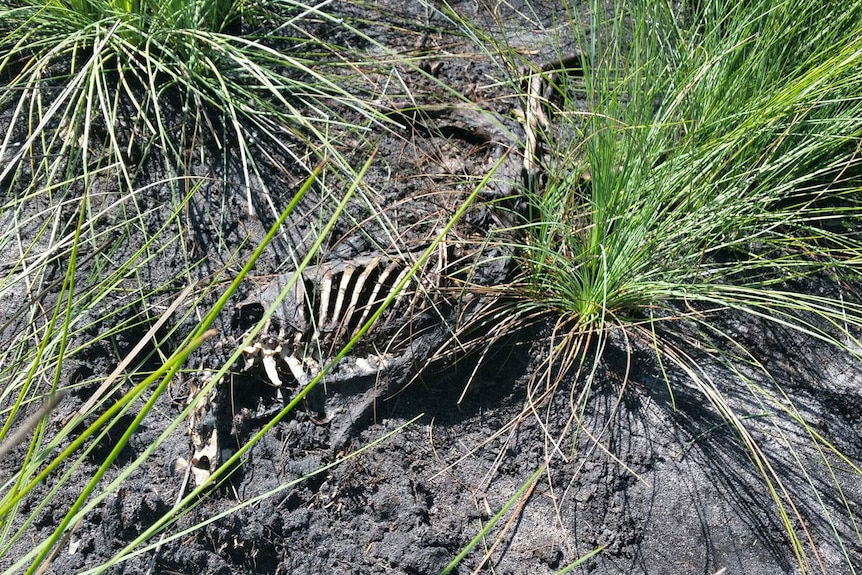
[
  {"xmin": 33, "ymin": 524, "xmax": 75, "ymax": 575},
  {"xmin": 523, "ymin": 52, "xmax": 583, "ymax": 180},
  {"xmin": 72, "ymin": 282, "xmax": 198, "ymax": 421},
  {"xmin": 0, "ymin": 392, "xmax": 66, "ymax": 463},
  {"xmin": 523, "ymin": 72, "xmax": 547, "ymax": 178}
]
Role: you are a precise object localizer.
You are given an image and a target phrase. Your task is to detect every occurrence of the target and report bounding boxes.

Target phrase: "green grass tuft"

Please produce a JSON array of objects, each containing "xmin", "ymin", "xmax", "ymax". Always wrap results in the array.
[{"xmin": 438, "ymin": 0, "xmax": 862, "ymax": 571}]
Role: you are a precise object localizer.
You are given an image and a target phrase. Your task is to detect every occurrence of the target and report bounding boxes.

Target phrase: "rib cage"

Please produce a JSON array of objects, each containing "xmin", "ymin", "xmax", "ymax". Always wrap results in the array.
[
  {"xmin": 237, "ymin": 245, "xmax": 454, "ymax": 386},
  {"xmin": 300, "ymin": 252, "xmax": 437, "ymax": 353}
]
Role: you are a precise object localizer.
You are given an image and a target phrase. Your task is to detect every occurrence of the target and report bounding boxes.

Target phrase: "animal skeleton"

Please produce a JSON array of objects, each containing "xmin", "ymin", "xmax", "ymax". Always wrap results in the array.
[{"xmin": 238, "ymin": 245, "xmax": 451, "ymax": 388}]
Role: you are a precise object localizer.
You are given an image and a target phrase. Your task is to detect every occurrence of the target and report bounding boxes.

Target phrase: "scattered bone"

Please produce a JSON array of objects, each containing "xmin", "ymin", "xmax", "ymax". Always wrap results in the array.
[{"xmin": 186, "ymin": 374, "xmax": 220, "ymax": 487}]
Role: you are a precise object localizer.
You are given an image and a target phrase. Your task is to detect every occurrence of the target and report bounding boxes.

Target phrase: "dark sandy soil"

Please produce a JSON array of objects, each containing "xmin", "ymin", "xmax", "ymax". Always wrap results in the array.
[{"xmin": 3, "ymin": 1, "xmax": 862, "ymax": 574}]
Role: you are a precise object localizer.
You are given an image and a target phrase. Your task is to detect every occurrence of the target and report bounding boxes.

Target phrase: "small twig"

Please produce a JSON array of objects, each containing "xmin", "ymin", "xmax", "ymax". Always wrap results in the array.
[
  {"xmin": 523, "ymin": 72, "xmax": 548, "ymax": 178},
  {"xmin": 521, "ymin": 52, "xmax": 582, "ymax": 182},
  {"xmin": 0, "ymin": 392, "xmax": 66, "ymax": 463}
]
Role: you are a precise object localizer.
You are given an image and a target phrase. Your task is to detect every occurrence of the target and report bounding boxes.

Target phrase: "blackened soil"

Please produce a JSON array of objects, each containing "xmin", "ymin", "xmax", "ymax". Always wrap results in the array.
[{"xmin": 2, "ymin": 2, "xmax": 861, "ymax": 575}]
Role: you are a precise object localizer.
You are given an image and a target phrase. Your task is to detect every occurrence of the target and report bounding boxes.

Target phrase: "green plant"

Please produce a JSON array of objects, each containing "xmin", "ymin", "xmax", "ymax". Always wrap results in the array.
[
  {"xmin": 0, "ymin": 1, "xmax": 417, "ymax": 569},
  {"xmin": 0, "ymin": 163, "xmax": 311, "ymax": 573},
  {"xmin": 0, "ymin": 0, "xmax": 394, "ymax": 451},
  {"xmin": 0, "ymin": 0, "xmax": 384, "ymax": 214},
  {"xmin": 436, "ymin": 0, "xmax": 862, "ymax": 572}
]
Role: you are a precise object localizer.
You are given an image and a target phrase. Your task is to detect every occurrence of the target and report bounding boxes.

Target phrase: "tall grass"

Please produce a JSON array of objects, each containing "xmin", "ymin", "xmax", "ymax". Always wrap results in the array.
[
  {"xmin": 3, "ymin": 0, "xmax": 862, "ymax": 572},
  {"xmin": 0, "ymin": 0, "xmax": 414, "ymax": 571},
  {"xmin": 436, "ymin": 0, "xmax": 862, "ymax": 571},
  {"xmin": 0, "ymin": 0, "xmax": 385, "ymax": 215},
  {"xmin": 0, "ymin": 159, "xmax": 334, "ymax": 573}
]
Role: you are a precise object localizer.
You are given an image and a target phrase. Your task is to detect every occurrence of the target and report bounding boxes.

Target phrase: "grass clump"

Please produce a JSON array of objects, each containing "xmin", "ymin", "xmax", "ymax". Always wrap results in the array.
[
  {"xmin": 441, "ymin": 0, "xmax": 862, "ymax": 571},
  {"xmin": 0, "ymin": 0, "xmax": 378, "ymax": 212},
  {"xmin": 521, "ymin": 0, "xmax": 862, "ymax": 331}
]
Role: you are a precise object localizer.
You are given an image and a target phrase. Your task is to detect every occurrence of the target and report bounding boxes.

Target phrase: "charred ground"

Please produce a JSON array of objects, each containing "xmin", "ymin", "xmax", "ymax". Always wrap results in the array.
[{"xmin": 1, "ymin": 1, "xmax": 861, "ymax": 574}]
